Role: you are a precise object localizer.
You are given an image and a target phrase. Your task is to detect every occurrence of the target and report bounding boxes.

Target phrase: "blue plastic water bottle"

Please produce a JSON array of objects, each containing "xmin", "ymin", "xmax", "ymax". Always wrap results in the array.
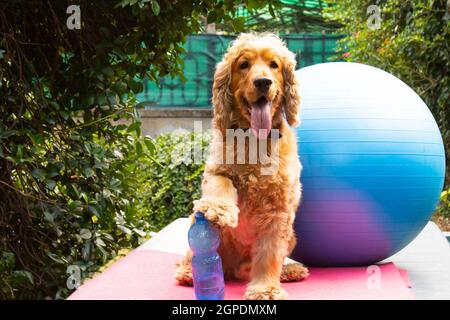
[{"xmin": 188, "ymin": 212, "xmax": 225, "ymax": 300}]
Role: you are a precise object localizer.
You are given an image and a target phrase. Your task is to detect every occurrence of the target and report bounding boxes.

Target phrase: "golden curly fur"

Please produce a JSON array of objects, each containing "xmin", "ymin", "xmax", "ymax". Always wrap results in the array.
[{"xmin": 175, "ymin": 33, "xmax": 308, "ymax": 300}]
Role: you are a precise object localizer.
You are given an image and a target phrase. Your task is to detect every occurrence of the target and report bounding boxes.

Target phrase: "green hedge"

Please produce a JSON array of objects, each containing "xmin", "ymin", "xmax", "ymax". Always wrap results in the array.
[
  {"xmin": 440, "ymin": 188, "xmax": 450, "ymax": 218},
  {"xmin": 0, "ymin": 129, "xmax": 209, "ymax": 299},
  {"xmin": 136, "ymin": 130, "xmax": 210, "ymax": 230}
]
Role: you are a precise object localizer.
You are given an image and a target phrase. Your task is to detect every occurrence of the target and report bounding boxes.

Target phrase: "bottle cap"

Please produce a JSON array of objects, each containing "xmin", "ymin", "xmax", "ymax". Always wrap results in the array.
[{"xmin": 194, "ymin": 211, "xmax": 206, "ymax": 220}]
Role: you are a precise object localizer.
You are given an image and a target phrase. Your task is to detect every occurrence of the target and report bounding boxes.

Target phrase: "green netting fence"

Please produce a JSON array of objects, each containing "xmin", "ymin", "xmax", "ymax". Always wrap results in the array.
[{"xmin": 136, "ymin": 33, "xmax": 344, "ymax": 108}]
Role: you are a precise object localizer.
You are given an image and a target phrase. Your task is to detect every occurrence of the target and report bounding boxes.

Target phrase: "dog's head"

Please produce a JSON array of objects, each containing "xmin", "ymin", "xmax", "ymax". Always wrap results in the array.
[{"xmin": 212, "ymin": 33, "xmax": 300, "ymax": 139}]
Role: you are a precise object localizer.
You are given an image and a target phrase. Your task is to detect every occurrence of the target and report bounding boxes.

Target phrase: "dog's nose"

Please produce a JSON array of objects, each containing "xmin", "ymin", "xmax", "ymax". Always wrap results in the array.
[{"xmin": 253, "ymin": 78, "xmax": 272, "ymax": 91}]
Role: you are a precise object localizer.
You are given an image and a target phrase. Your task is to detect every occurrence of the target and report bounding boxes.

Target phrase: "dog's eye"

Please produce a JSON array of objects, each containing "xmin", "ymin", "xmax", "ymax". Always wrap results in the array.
[
  {"xmin": 270, "ymin": 61, "xmax": 278, "ymax": 69},
  {"xmin": 239, "ymin": 61, "xmax": 249, "ymax": 69}
]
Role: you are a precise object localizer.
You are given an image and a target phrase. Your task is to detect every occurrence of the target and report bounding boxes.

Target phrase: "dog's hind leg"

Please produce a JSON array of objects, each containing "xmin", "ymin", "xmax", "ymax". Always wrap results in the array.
[
  {"xmin": 280, "ymin": 233, "xmax": 309, "ymax": 282},
  {"xmin": 174, "ymin": 250, "xmax": 193, "ymax": 286}
]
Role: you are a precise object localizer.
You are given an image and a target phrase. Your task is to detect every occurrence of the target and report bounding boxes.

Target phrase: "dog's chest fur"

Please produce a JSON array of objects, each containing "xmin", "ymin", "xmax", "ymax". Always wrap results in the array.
[
  {"xmin": 208, "ymin": 127, "xmax": 302, "ymax": 248},
  {"xmin": 225, "ymin": 160, "xmax": 296, "ymax": 247}
]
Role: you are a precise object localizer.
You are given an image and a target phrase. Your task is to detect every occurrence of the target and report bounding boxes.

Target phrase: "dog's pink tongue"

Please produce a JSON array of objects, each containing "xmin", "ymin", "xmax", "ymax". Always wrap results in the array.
[{"xmin": 250, "ymin": 102, "xmax": 272, "ymax": 139}]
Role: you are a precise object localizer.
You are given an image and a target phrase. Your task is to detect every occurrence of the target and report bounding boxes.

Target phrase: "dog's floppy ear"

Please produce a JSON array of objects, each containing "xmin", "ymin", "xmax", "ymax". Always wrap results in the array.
[
  {"xmin": 212, "ymin": 59, "xmax": 233, "ymax": 133},
  {"xmin": 282, "ymin": 52, "xmax": 301, "ymax": 127}
]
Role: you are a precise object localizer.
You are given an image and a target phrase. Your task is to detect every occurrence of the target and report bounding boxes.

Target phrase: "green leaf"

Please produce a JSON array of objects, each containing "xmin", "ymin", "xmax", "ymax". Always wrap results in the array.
[
  {"xmin": 0, "ymin": 251, "xmax": 15, "ymax": 271},
  {"xmin": 88, "ymin": 205, "xmax": 100, "ymax": 216},
  {"xmin": 114, "ymin": 0, "xmax": 125, "ymax": 8},
  {"xmin": 31, "ymin": 168, "xmax": 46, "ymax": 181},
  {"xmin": 118, "ymin": 225, "xmax": 132, "ymax": 235},
  {"xmin": 71, "ymin": 184, "xmax": 80, "ymax": 198},
  {"xmin": 103, "ymin": 233, "xmax": 114, "ymax": 241},
  {"xmin": 95, "ymin": 238, "xmax": 106, "ymax": 247},
  {"xmin": 206, "ymin": 10, "xmax": 218, "ymax": 23},
  {"xmin": 60, "ymin": 110, "xmax": 70, "ymax": 120},
  {"xmin": 23, "ymin": 109, "xmax": 32, "ymax": 120},
  {"xmin": 106, "ymin": 91, "xmax": 119, "ymax": 105},
  {"xmin": 11, "ymin": 270, "xmax": 34, "ymax": 286},
  {"xmin": 0, "ymin": 129, "xmax": 16, "ymax": 140},
  {"xmin": 30, "ymin": 133, "xmax": 44, "ymax": 145},
  {"xmin": 268, "ymin": 4, "xmax": 276, "ymax": 18},
  {"xmin": 129, "ymin": 79, "xmax": 143, "ymax": 93},
  {"xmin": 82, "ymin": 241, "xmax": 91, "ymax": 261},
  {"xmin": 79, "ymin": 228, "xmax": 92, "ymax": 240},
  {"xmin": 231, "ymin": 17, "xmax": 246, "ymax": 32},
  {"xmin": 47, "ymin": 168, "xmax": 59, "ymax": 178},
  {"xmin": 87, "ymin": 95, "xmax": 95, "ymax": 106},
  {"xmin": 246, "ymin": 0, "xmax": 259, "ymax": 11},
  {"xmin": 114, "ymin": 81, "xmax": 128, "ymax": 94},
  {"xmin": 144, "ymin": 137, "xmax": 156, "ymax": 155},
  {"xmin": 96, "ymin": 94, "xmax": 106, "ymax": 106},
  {"xmin": 102, "ymin": 189, "xmax": 112, "ymax": 199},
  {"xmin": 16, "ymin": 144, "xmax": 23, "ymax": 159},
  {"xmin": 81, "ymin": 192, "xmax": 89, "ymax": 204},
  {"xmin": 109, "ymin": 178, "xmax": 122, "ymax": 191},
  {"xmin": 68, "ymin": 199, "xmax": 83, "ymax": 212},
  {"xmin": 84, "ymin": 167, "xmax": 94, "ymax": 178},
  {"xmin": 133, "ymin": 228, "xmax": 147, "ymax": 237},
  {"xmin": 45, "ymin": 179, "xmax": 56, "ymax": 190},
  {"xmin": 47, "ymin": 252, "xmax": 68, "ymax": 265},
  {"xmin": 127, "ymin": 121, "xmax": 142, "ymax": 135},
  {"xmin": 151, "ymin": 0, "xmax": 160, "ymax": 16},
  {"xmin": 136, "ymin": 141, "xmax": 143, "ymax": 157}
]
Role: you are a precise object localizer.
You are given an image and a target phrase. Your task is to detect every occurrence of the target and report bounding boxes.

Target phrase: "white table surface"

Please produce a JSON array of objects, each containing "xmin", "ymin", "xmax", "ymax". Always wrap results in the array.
[{"xmin": 139, "ymin": 219, "xmax": 450, "ymax": 300}]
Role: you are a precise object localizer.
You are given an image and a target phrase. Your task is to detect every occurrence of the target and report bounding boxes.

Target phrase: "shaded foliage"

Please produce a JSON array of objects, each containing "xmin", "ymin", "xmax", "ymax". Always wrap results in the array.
[
  {"xmin": 440, "ymin": 188, "xmax": 450, "ymax": 218},
  {"xmin": 217, "ymin": 0, "xmax": 341, "ymax": 33},
  {"xmin": 136, "ymin": 131, "xmax": 211, "ymax": 231}
]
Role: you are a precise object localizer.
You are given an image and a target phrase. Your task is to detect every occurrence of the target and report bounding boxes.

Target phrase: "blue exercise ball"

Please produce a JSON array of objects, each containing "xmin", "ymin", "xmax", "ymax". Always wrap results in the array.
[{"xmin": 292, "ymin": 62, "xmax": 446, "ymax": 267}]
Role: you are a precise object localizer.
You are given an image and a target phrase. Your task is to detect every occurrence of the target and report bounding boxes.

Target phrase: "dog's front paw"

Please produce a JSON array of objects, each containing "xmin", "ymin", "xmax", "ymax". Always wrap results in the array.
[
  {"xmin": 193, "ymin": 197, "xmax": 239, "ymax": 228},
  {"xmin": 244, "ymin": 284, "xmax": 287, "ymax": 300}
]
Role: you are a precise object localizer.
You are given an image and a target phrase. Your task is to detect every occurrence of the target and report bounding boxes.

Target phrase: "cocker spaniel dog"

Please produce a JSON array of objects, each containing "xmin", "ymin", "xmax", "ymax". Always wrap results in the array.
[{"xmin": 175, "ymin": 33, "xmax": 308, "ymax": 300}]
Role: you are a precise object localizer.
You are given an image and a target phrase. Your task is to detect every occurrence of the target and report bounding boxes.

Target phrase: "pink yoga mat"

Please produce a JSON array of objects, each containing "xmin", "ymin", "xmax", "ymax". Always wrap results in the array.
[{"xmin": 68, "ymin": 250, "xmax": 414, "ymax": 300}]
